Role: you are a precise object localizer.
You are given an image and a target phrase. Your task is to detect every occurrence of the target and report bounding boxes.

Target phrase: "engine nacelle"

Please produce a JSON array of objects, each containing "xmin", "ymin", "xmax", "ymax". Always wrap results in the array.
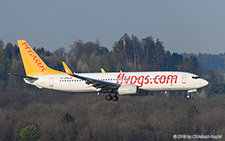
[{"xmin": 117, "ymin": 84, "xmax": 139, "ymax": 95}]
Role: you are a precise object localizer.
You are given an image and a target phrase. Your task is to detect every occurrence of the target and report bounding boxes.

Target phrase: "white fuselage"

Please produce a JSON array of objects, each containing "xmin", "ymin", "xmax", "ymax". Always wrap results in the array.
[{"xmin": 24, "ymin": 71, "xmax": 208, "ymax": 94}]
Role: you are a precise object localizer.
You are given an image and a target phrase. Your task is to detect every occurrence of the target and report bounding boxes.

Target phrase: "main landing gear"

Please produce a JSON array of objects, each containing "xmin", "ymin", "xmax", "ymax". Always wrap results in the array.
[{"xmin": 106, "ymin": 93, "xmax": 119, "ymax": 102}]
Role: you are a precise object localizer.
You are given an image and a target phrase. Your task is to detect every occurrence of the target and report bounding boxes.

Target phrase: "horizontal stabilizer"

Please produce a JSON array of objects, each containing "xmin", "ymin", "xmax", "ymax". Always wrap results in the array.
[{"xmin": 8, "ymin": 73, "xmax": 38, "ymax": 80}]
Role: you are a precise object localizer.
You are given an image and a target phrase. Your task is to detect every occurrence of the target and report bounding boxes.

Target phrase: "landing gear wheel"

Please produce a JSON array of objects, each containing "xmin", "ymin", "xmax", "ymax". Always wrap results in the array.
[
  {"xmin": 106, "ymin": 95, "xmax": 112, "ymax": 101},
  {"xmin": 112, "ymin": 95, "xmax": 119, "ymax": 102},
  {"xmin": 187, "ymin": 94, "xmax": 191, "ymax": 99}
]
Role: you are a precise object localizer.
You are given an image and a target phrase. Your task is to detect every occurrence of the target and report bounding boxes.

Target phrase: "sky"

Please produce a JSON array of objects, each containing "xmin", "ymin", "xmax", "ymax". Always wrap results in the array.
[{"xmin": 0, "ymin": 0, "xmax": 225, "ymax": 54}]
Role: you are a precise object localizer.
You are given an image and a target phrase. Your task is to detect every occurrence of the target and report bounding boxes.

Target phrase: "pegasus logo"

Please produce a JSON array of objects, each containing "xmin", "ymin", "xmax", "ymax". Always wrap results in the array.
[{"xmin": 21, "ymin": 42, "xmax": 47, "ymax": 72}]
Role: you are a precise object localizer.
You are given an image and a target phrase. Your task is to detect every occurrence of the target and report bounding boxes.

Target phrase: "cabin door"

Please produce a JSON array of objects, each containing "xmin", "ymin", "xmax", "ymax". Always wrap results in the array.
[
  {"xmin": 181, "ymin": 74, "xmax": 187, "ymax": 84},
  {"xmin": 49, "ymin": 77, "xmax": 54, "ymax": 87}
]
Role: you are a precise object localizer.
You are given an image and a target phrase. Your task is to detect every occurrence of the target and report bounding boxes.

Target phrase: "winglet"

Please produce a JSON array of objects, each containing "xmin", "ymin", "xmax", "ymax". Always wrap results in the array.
[
  {"xmin": 62, "ymin": 61, "xmax": 75, "ymax": 76},
  {"xmin": 101, "ymin": 68, "xmax": 106, "ymax": 73}
]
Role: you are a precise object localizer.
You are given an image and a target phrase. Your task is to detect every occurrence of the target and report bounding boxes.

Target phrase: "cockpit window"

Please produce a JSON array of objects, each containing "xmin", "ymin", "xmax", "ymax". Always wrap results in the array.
[{"xmin": 192, "ymin": 76, "xmax": 201, "ymax": 79}]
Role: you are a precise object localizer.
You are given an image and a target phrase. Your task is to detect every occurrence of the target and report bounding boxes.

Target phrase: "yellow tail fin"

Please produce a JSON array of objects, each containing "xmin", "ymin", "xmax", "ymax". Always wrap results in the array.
[{"xmin": 17, "ymin": 40, "xmax": 64, "ymax": 76}]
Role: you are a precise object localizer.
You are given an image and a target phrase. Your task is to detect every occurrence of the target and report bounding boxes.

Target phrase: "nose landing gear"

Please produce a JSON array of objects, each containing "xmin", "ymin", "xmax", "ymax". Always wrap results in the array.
[{"xmin": 187, "ymin": 94, "xmax": 191, "ymax": 99}]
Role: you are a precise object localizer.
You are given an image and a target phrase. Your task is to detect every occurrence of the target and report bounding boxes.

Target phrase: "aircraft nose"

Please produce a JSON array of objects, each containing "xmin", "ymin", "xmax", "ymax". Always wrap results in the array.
[{"xmin": 202, "ymin": 79, "xmax": 209, "ymax": 87}]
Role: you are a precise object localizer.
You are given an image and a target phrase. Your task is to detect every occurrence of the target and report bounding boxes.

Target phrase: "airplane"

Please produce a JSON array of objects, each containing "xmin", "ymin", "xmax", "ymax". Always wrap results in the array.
[{"xmin": 9, "ymin": 40, "xmax": 209, "ymax": 101}]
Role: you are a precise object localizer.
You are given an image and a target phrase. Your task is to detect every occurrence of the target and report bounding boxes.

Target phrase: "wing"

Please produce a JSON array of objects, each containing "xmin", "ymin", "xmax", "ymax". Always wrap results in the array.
[{"xmin": 62, "ymin": 62, "xmax": 120, "ymax": 90}]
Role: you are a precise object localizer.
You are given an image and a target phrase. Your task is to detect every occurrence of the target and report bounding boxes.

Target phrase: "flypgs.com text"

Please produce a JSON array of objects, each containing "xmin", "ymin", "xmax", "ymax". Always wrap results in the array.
[{"xmin": 117, "ymin": 73, "xmax": 178, "ymax": 87}]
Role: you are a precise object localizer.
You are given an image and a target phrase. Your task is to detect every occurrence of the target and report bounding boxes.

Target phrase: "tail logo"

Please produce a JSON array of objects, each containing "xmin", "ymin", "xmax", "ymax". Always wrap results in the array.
[{"xmin": 21, "ymin": 42, "xmax": 47, "ymax": 72}]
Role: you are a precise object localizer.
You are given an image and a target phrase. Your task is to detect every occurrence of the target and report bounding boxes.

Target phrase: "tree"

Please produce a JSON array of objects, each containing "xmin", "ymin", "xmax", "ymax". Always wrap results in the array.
[
  {"xmin": 154, "ymin": 39, "xmax": 166, "ymax": 70},
  {"xmin": 53, "ymin": 47, "xmax": 67, "ymax": 57},
  {"xmin": 59, "ymin": 112, "xmax": 78, "ymax": 140},
  {"xmin": 142, "ymin": 36, "xmax": 155, "ymax": 70},
  {"xmin": 176, "ymin": 56, "xmax": 202, "ymax": 75},
  {"xmin": 62, "ymin": 112, "xmax": 75, "ymax": 124},
  {"xmin": 132, "ymin": 35, "xmax": 143, "ymax": 70},
  {"xmin": 171, "ymin": 53, "xmax": 183, "ymax": 70},
  {"xmin": 0, "ymin": 39, "xmax": 4, "ymax": 49},
  {"xmin": 205, "ymin": 69, "xmax": 225, "ymax": 94},
  {"xmin": 17, "ymin": 125, "xmax": 40, "ymax": 141}
]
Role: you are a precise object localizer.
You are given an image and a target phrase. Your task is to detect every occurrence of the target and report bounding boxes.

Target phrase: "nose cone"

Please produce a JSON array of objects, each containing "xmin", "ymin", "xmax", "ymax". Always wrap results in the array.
[{"xmin": 202, "ymin": 79, "xmax": 209, "ymax": 87}]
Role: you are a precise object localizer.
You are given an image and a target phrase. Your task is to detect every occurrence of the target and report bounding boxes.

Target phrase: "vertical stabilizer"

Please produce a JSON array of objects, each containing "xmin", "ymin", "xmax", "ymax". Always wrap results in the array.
[{"xmin": 17, "ymin": 40, "xmax": 64, "ymax": 76}]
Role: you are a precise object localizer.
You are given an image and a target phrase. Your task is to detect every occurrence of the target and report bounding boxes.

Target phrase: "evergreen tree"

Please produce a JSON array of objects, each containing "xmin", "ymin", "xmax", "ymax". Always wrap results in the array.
[{"xmin": 0, "ymin": 39, "xmax": 4, "ymax": 49}]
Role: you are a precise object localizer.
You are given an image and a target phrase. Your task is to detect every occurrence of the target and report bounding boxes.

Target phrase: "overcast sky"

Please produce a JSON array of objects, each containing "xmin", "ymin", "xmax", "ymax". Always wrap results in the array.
[{"xmin": 1, "ymin": 0, "xmax": 225, "ymax": 54}]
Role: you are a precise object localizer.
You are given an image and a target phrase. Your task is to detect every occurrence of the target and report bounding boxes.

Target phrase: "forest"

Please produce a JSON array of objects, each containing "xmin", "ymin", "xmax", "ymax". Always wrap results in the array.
[
  {"xmin": 183, "ymin": 53, "xmax": 225, "ymax": 73},
  {"xmin": 0, "ymin": 34, "xmax": 225, "ymax": 140}
]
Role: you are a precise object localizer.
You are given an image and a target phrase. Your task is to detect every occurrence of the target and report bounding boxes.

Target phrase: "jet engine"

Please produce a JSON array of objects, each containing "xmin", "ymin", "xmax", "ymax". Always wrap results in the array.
[{"xmin": 117, "ymin": 84, "xmax": 139, "ymax": 95}]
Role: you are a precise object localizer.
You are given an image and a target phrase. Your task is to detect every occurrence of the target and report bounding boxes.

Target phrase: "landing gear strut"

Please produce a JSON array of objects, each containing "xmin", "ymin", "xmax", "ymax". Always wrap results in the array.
[
  {"xmin": 106, "ymin": 94, "xmax": 118, "ymax": 102},
  {"xmin": 187, "ymin": 89, "xmax": 197, "ymax": 99}
]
